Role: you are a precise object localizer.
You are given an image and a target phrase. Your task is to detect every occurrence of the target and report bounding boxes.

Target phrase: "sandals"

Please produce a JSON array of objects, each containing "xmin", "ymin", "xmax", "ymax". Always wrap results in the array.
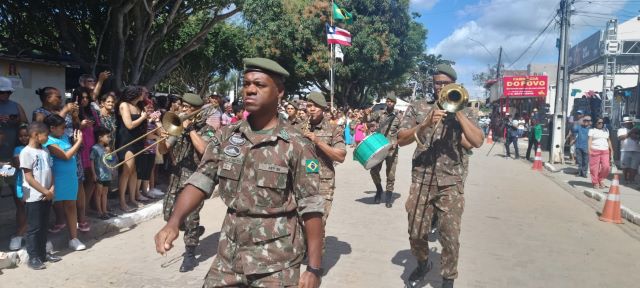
[
  {"xmin": 78, "ymin": 221, "xmax": 91, "ymax": 232},
  {"xmin": 48, "ymin": 223, "xmax": 66, "ymax": 233}
]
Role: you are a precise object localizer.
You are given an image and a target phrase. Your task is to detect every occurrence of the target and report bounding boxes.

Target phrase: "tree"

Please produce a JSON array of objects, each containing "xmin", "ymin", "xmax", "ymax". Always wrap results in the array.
[
  {"xmin": 403, "ymin": 53, "xmax": 455, "ymax": 101},
  {"xmin": 156, "ymin": 22, "xmax": 249, "ymax": 96},
  {"xmin": 0, "ymin": 0, "xmax": 242, "ymax": 89},
  {"xmin": 472, "ymin": 64, "xmax": 500, "ymax": 88},
  {"xmin": 243, "ymin": 0, "xmax": 427, "ymax": 107}
]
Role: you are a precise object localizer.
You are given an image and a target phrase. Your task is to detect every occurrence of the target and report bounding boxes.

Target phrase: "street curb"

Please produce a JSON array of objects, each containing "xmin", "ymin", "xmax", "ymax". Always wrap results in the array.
[
  {"xmin": 544, "ymin": 162, "xmax": 559, "ymax": 172},
  {"xmin": 6, "ymin": 202, "xmax": 163, "ymax": 267},
  {"xmin": 89, "ymin": 202, "xmax": 163, "ymax": 237},
  {"xmin": 582, "ymin": 189, "xmax": 640, "ymax": 225}
]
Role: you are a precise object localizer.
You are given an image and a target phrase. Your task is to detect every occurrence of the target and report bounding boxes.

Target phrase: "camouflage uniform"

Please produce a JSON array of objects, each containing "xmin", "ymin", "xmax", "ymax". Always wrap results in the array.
[
  {"xmin": 183, "ymin": 118, "xmax": 324, "ymax": 287},
  {"xmin": 399, "ymin": 100, "xmax": 478, "ymax": 280},
  {"xmin": 295, "ymin": 116, "xmax": 346, "ymax": 225},
  {"xmin": 366, "ymin": 109, "xmax": 401, "ymax": 191},
  {"xmin": 163, "ymin": 108, "xmax": 216, "ymax": 247}
]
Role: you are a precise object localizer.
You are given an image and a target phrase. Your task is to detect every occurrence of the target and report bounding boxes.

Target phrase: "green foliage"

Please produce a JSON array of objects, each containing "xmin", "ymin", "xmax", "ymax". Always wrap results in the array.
[
  {"xmin": 243, "ymin": 0, "xmax": 428, "ymax": 107},
  {"xmin": 0, "ymin": 0, "xmax": 242, "ymax": 90},
  {"xmin": 157, "ymin": 20, "xmax": 249, "ymax": 96}
]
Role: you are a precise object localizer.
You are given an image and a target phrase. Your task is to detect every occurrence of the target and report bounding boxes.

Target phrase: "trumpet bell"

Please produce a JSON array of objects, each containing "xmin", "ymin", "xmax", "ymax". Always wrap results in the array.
[
  {"xmin": 162, "ymin": 112, "xmax": 184, "ymax": 137},
  {"xmin": 437, "ymin": 83, "xmax": 469, "ymax": 113}
]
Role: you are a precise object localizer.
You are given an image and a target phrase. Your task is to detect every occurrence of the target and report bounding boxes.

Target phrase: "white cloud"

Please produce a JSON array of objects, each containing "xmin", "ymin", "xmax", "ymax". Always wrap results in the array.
[
  {"xmin": 410, "ymin": 0, "xmax": 440, "ymax": 10},
  {"xmin": 429, "ymin": 0, "xmax": 631, "ymax": 94}
]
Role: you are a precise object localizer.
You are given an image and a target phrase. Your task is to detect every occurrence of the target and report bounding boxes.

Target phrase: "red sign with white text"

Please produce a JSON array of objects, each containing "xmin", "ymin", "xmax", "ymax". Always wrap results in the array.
[{"xmin": 502, "ymin": 76, "xmax": 548, "ymax": 97}]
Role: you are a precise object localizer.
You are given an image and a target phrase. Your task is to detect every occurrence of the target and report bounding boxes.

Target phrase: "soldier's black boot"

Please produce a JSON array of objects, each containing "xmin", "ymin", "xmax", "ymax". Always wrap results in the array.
[
  {"xmin": 179, "ymin": 246, "xmax": 198, "ymax": 272},
  {"xmin": 406, "ymin": 260, "xmax": 431, "ymax": 287},
  {"xmin": 195, "ymin": 225, "xmax": 205, "ymax": 238},
  {"xmin": 442, "ymin": 278, "xmax": 454, "ymax": 288},
  {"xmin": 374, "ymin": 183, "xmax": 383, "ymax": 204},
  {"xmin": 385, "ymin": 191, "xmax": 393, "ymax": 208}
]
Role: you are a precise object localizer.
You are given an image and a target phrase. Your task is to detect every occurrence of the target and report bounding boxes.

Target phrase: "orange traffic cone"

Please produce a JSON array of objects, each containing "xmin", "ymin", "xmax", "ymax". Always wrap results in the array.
[
  {"xmin": 532, "ymin": 144, "xmax": 543, "ymax": 171},
  {"xmin": 599, "ymin": 173, "xmax": 623, "ymax": 224},
  {"xmin": 486, "ymin": 129, "xmax": 494, "ymax": 144}
]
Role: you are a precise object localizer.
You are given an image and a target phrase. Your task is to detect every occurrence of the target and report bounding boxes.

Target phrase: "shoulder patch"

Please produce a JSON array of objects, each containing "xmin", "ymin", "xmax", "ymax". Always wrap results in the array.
[
  {"xmin": 305, "ymin": 159, "xmax": 320, "ymax": 173},
  {"xmin": 279, "ymin": 128, "xmax": 290, "ymax": 141},
  {"xmin": 209, "ymin": 134, "xmax": 220, "ymax": 146}
]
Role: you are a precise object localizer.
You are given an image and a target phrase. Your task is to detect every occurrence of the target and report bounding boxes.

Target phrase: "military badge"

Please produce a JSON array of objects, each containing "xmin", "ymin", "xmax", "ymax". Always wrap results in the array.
[
  {"xmin": 305, "ymin": 159, "xmax": 320, "ymax": 173},
  {"xmin": 223, "ymin": 145, "xmax": 241, "ymax": 157},
  {"xmin": 229, "ymin": 133, "xmax": 246, "ymax": 145}
]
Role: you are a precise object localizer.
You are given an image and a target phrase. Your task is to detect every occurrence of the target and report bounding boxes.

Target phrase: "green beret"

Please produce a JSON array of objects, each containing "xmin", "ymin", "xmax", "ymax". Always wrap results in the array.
[
  {"xmin": 434, "ymin": 63, "xmax": 457, "ymax": 81},
  {"xmin": 243, "ymin": 58, "xmax": 290, "ymax": 78},
  {"xmin": 181, "ymin": 93, "xmax": 204, "ymax": 107},
  {"xmin": 386, "ymin": 91, "xmax": 397, "ymax": 103},
  {"xmin": 307, "ymin": 91, "xmax": 328, "ymax": 109}
]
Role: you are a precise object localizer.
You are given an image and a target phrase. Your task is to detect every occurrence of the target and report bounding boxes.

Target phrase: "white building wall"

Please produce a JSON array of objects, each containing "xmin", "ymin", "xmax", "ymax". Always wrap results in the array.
[
  {"xmin": 564, "ymin": 16, "xmax": 640, "ymax": 116},
  {"xmin": 0, "ymin": 60, "xmax": 66, "ymax": 119}
]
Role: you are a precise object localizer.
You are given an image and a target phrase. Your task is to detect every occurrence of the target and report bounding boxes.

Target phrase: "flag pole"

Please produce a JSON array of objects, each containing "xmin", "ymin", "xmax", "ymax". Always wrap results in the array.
[{"xmin": 330, "ymin": 0, "xmax": 335, "ymax": 110}]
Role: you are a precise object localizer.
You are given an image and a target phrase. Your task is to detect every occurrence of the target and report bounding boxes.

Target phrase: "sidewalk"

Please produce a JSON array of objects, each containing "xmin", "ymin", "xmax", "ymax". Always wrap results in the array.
[
  {"xmin": 489, "ymin": 137, "xmax": 640, "ymax": 226},
  {"xmin": 0, "ymin": 187, "xmax": 164, "ymax": 263}
]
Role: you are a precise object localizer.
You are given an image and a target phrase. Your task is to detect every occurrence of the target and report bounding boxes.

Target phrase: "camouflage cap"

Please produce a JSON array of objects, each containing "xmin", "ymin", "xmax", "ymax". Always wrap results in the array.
[
  {"xmin": 182, "ymin": 93, "xmax": 204, "ymax": 107},
  {"xmin": 434, "ymin": 63, "xmax": 457, "ymax": 81},
  {"xmin": 243, "ymin": 58, "xmax": 290, "ymax": 78},
  {"xmin": 307, "ymin": 91, "xmax": 328, "ymax": 109},
  {"xmin": 386, "ymin": 91, "xmax": 397, "ymax": 103}
]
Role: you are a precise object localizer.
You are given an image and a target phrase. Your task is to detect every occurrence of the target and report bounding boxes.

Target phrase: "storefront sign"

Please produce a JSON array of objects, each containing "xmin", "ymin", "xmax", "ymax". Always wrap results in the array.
[{"xmin": 503, "ymin": 76, "xmax": 548, "ymax": 97}]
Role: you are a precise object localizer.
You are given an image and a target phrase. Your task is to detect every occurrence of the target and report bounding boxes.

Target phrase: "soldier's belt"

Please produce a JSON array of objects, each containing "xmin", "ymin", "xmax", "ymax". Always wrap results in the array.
[{"xmin": 226, "ymin": 208, "xmax": 296, "ymax": 218}]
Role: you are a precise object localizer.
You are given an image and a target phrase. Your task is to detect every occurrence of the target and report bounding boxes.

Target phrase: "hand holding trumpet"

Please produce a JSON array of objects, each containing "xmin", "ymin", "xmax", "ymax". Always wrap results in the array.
[{"xmin": 420, "ymin": 109, "xmax": 447, "ymax": 129}]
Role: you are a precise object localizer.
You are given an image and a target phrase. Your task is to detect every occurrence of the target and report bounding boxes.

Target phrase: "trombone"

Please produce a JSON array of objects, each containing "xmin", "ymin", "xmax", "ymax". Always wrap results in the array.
[{"xmin": 103, "ymin": 108, "xmax": 203, "ymax": 169}]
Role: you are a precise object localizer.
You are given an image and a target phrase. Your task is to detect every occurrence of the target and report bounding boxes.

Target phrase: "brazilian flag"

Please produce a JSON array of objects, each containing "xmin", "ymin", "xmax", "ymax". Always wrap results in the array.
[
  {"xmin": 306, "ymin": 159, "xmax": 320, "ymax": 174},
  {"xmin": 332, "ymin": 3, "xmax": 353, "ymax": 24}
]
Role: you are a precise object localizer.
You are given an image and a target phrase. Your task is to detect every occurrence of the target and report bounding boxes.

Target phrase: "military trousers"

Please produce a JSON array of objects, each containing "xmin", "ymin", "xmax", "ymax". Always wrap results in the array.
[
  {"xmin": 203, "ymin": 265, "xmax": 300, "ymax": 288},
  {"xmin": 370, "ymin": 145, "xmax": 398, "ymax": 192},
  {"xmin": 204, "ymin": 211, "xmax": 304, "ymax": 288},
  {"xmin": 163, "ymin": 172, "xmax": 205, "ymax": 247},
  {"xmin": 405, "ymin": 181, "xmax": 465, "ymax": 279}
]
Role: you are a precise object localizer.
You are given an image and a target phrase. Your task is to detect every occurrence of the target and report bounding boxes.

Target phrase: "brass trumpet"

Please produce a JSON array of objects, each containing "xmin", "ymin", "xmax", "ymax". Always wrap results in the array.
[
  {"xmin": 103, "ymin": 108, "xmax": 203, "ymax": 168},
  {"xmin": 437, "ymin": 83, "xmax": 469, "ymax": 113}
]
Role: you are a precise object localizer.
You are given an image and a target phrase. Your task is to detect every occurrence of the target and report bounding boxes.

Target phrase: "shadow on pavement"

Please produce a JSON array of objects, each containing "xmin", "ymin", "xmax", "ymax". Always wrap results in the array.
[
  {"xmin": 562, "ymin": 167, "xmax": 579, "ymax": 175},
  {"xmin": 197, "ymin": 231, "xmax": 220, "ymax": 264},
  {"xmin": 323, "ymin": 236, "xmax": 352, "ymax": 275},
  {"xmin": 567, "ymin": 180, "xmax": 594, "ymax": 189},
  {"xmin": 354, "ymin": 192, "xmax": 401, "ymax": 205},
  {"xmin": 391, "ymin": 248, "xmax": 442, "ymax": 288}
]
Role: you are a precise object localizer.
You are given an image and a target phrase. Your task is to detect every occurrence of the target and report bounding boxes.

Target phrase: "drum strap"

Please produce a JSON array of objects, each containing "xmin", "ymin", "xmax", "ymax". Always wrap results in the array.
[{"xmin": 378, "ymin": 112, "xmax": 396, "ymax": 137}]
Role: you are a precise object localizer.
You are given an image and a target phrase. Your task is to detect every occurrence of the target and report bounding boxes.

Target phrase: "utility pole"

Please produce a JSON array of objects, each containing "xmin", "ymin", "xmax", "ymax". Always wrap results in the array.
[
  {"xmin": 551, "ymin": 0, "xmax": 572, "ymax": 164},
  {"xmin": 496, "ymin": 46, "xmax": 503, "ymax": 114}
]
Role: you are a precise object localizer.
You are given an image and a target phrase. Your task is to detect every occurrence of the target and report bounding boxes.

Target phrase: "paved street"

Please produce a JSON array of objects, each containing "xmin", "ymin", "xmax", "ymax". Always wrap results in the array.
[{"xmin": 3, "ymin": 143, "xmax": 640, "ymax": 287}]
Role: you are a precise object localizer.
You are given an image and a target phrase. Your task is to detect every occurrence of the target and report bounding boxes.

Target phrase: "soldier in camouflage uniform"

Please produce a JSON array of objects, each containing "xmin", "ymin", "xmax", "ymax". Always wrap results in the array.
[
  {"xmin": 296, "ymin": 91, "xmax": 346, "ymax": 227},
  {"xmin": 155, "ymin": 58, "xmax": 325, "ymax": 288},
  {"xmin": 365, "ymin": 94, "xmax": 401, "ymax": 207},
  {"xmin": 397, "ymin": 64, "xmax": 484, "ymax": 288},
  {"xmin": 158, "ymin": 92, "xmax": 216, "ymax": 273}
]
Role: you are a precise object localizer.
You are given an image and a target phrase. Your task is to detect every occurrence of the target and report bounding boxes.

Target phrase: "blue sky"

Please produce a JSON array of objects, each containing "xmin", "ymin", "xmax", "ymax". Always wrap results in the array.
[{"xmin": 409, "ymin": 0, "xmax": 640, "ymax": 98}]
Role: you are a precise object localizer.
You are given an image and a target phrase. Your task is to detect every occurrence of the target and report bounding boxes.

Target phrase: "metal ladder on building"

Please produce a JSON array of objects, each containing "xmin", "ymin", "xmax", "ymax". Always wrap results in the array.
[{"xmin": 602, "ymin": 19, "xmax": 620, "ymax": 126}]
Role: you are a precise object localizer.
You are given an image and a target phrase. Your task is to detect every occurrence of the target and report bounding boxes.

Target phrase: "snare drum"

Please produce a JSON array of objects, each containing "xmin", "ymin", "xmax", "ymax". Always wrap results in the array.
[{"xmin": 354, "ymin": 132, "xmax": 391, "ymax": 169}]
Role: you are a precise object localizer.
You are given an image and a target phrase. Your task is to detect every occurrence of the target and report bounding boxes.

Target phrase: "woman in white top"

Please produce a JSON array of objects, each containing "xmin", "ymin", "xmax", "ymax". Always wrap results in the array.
[{"xmin": 588, "ymin": 117, "xmax": 613, "ymax": 188}]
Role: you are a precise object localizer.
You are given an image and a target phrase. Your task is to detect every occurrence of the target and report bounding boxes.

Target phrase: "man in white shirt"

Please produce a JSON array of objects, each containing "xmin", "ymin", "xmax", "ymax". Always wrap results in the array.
[{"xmin": 617, "ymin": 116, "xmax": 640, "ymax": 183}]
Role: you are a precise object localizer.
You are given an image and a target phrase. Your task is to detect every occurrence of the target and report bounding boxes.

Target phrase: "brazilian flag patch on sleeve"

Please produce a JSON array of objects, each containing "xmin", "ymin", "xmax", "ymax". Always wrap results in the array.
[{"xmin": 305, "ymin": 159, "xmax": 320, "ymax": 173}]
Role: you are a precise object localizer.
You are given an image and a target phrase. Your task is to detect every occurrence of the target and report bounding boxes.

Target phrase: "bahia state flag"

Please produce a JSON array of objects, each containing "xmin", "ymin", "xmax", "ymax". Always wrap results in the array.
[{"xmin": 326, "ymin": 23, "xmax": 352, "ymax": 46}]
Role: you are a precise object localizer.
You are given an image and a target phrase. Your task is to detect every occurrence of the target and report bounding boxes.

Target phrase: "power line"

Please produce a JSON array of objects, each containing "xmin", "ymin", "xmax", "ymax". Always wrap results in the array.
[{"xmin": 506, "ymin": 9, "xmax": 559, "ymax": 69}]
